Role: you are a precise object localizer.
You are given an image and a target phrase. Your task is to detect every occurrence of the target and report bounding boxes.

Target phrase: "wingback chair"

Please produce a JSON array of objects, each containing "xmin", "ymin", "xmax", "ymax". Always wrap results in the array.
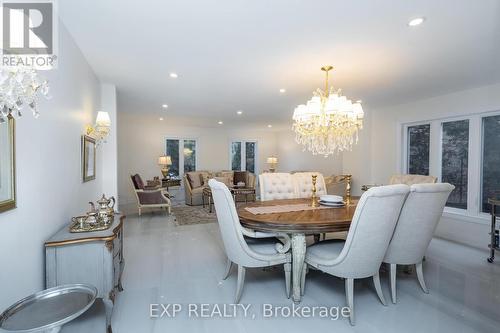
[
  {"xmin": 130, "ymin": 174, "xmax": 171, "ymax": 216},
  {"xmin": 209, "ymin": 179, "xmax": 292, "ymax": 303},
  {"xmin": 259, "ymin": 173, "xmax": 296, "ymax": 201},
  {"xmin": 384, "ymin": 183, "xmax": 454, "ymax": 303},
  {"xmin": 303, "ymin": 184, "xmax": 410, "ymax": 325}
]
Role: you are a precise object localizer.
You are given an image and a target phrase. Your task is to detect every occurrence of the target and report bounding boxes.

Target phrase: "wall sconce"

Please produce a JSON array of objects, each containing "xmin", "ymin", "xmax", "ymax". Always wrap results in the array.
[
  {"xmin": 267, "ymin": 156, "xmax": 278, "ymax": 172},
  {"xmin": 86, "ymin": 111, "xmax": 111, "ymax": 145},
  {"xmin": 158, "ymin": 155, "xmax": 172, "ymax": 179}
]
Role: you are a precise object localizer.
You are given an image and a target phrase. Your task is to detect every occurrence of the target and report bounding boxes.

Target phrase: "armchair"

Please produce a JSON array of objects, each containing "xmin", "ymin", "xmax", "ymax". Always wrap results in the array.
[{"xmin": 131, "ymin": 174, "xmax": 171, "ymax": 216}]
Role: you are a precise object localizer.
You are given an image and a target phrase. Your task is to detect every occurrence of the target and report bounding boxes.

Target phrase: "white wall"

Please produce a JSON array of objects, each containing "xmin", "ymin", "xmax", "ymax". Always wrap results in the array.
[
  {"xmin": 117, "ymin": 112, "xmax": 278, "ymax": 206},
  {"xmin": 101, "ymin": 84, "xmax": 118, "ymax": 204},
  {"xmin": 0, "ymin": 23, "xmax": 107, "ymax": 310},
  {"xmin": 344, "ymin": 83, "xmax": 500, "ymax": 249}
]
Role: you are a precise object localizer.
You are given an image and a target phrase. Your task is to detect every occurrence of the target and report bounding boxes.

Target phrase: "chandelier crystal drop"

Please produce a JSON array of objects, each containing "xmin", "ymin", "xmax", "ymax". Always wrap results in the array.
[
  {"xmin": 292, "ymin": 66, "xmax": 364, "ymax": 157},
  {"xmin": 0, "ymin": 66, "xmax": 50, "ymax": 123}
]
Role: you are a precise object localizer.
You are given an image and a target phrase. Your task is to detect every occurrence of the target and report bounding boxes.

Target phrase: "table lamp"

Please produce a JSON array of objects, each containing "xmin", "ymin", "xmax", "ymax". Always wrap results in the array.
[
  {"xmin": 158, "ymin": 155, "xmax": 172, "ymax": 179},
  {"xmin": 267, "ymin": 156, "xmax": 278, "ymax": 172}
]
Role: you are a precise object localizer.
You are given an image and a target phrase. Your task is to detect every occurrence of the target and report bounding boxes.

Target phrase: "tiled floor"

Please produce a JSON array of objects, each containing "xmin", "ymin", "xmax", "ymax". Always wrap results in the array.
[{"xmin": 112, "ymin": 210, "xmax": 500, "ymax": 332}]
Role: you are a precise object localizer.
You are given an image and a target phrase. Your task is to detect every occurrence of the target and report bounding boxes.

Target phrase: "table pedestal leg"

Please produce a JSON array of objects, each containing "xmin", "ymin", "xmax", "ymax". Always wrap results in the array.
[{"xmin": 291, "ymin": 233, "xmax": 306, "ymax": 303}]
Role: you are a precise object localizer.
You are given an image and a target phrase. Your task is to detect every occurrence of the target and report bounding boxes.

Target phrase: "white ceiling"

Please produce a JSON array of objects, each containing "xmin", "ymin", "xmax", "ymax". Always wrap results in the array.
[{"xmin": 60, "ymin": 0, "xmax": 500, "ymax": 128}]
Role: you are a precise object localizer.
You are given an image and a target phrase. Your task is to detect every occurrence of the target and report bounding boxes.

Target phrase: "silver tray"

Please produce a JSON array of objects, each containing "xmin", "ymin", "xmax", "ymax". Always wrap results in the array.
[{"xmin": 0, "ymin": 284, "xmax": 97, "ymax": 333}]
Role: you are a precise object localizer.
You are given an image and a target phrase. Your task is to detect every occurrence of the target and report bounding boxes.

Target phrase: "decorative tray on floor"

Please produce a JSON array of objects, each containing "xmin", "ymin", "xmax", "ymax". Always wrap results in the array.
[
  {"xmin": 0, "ymin": 284, "xmax": 97, "ymax": 333},
  {"xmin": 69, "ymin": 216, "xmax": 114, "ymax": 233}
]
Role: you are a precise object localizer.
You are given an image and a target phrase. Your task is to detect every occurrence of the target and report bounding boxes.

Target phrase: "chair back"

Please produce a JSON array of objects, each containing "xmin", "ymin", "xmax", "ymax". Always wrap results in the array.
[
  {"xmin": 209, "ymin": 179, "xmax": 263, "ymax": 267},
  {"xmin": 259, "ymin": 173, "xmax": 296, "ymax": 201},
  {"xmin": 384, "ymin": 183, "xmax": 454, "ymax": 264},
  {"xmin": 131, "ymin": 174, "xmax": 145, "ymax": 190},
  {"xmin": 389, "ymin": 174, "xmax": 437, "ymax": 185},
  {"xmin": 332, "ymin": 185, "xmax": 410, "ymax": 278},
  {"xmin": 292, "ymin": 172, "xmax": 327, "ymax": 198}
]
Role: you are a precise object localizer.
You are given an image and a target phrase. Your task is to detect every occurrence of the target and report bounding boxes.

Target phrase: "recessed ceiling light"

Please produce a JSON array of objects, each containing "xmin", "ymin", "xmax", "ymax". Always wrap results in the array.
[
  {"xmin": 408, "ymin": 17, "xmax": 425, "ymax": 27},
  {"xmin": 237, "ymin": 110, "xmax": 243, "ymax": 115},
  {"xmin": 279, "ymin": 88, "xmax": 286, "ymax": 93},
  {"xmin": 218, "ymin": 121, "xmax": 223, "ymax": 125},
  {"xmin": 267, "ymin": 124, "xmax": 272, "ymax": 128},
  {"xmin": 162, "ymin": 104, "xmax": 168, "ymax": 109},
  {"xmin": 159, "ymin": 117, "xmax": 164, "ymax": 121},
  {"xmin": 169, "ymin": 73, "xmax": 178, "ymax": 78}
]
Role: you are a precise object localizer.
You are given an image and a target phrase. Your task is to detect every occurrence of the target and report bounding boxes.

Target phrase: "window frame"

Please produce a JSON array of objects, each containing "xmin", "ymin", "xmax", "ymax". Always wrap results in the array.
[
  {"xmin": 400, "ymin": 110, "xmax": 500, "ymax": 224},
  {"xmin": 228, "ymin": 139, "xmax": 258, "ymax": 174},
  {"xmin": 165, "ymin": 137, "xmax": 198, "ymax": 178}
]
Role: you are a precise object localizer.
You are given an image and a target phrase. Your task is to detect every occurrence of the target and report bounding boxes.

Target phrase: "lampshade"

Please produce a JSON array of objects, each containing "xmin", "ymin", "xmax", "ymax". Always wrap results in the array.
[
  {"xmin": 267, "ymin": 157, "xmax": 278, "ymax": 164},
  {"xmin": 158, "ymin": 155, "xmax": 172, "ymax": 166},
  {"xmin": 96, "ymin": 111, "xmax": 111, "ymax": 127}
]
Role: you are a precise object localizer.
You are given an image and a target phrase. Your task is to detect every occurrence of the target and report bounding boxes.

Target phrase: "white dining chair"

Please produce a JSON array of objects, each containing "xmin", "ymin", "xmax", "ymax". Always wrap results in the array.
[
  {"xmin": 384, "ymin": 183, "xmax": 454, "ymax": 303},
  {"xmin": 292, "ymin": 172, "xmax": 327, "ymax": 198},
  {"xmin": 302, "ymin": 184, "xmax": 410, "ymax": 325},
  {"xmin": 209, "ymin": 179, "xmax": 292, "ymax": 303},
  {"xmin": 259, "ymin": 173, "xmax": 296, "ymax": 201}
]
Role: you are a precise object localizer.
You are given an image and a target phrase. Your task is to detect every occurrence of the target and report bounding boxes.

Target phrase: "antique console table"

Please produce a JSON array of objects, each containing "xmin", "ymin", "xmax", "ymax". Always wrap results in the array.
[{"xmin": 45, "ymin": 214, "xmax": 125, "ymax": 333}]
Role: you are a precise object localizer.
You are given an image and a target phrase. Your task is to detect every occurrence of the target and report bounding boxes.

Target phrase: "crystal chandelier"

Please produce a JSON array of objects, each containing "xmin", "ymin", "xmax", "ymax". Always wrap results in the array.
[
  {"xmin": 0, "ymin": 66, "xmax": 50, "ymax": 123},
  {"xmin": 292, "ymin": 66, "xmax": 364, "ymax": 156}
]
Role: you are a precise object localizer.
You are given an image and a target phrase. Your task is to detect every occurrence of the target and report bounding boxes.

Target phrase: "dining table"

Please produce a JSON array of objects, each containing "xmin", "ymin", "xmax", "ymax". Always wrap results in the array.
[{"xmin": 237, "ymin": 197, "xmax": 359, "ymax": 303}]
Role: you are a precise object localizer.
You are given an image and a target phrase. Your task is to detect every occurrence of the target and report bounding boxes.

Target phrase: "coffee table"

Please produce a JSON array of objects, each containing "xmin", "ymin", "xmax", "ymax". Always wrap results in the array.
[{"xmin": 202, "ymin": 186, "xmax": 256, "ymax": 213}]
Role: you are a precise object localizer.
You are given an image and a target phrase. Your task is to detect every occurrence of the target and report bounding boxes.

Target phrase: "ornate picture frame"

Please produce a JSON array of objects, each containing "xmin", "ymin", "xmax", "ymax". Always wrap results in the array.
[
  {"xmin": 82, "ymin": 135, "xmax": 96, "ymax": 182},
  {"xmin": 0, "ymin": 116, "xmax": 16, "ymax": 213}
]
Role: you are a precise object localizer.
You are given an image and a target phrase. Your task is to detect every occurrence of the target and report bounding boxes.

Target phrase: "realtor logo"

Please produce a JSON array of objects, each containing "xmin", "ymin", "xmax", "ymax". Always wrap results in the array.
[{"xmin": 1, "ymin": 0, "xmax": 58, "ymax": 69}]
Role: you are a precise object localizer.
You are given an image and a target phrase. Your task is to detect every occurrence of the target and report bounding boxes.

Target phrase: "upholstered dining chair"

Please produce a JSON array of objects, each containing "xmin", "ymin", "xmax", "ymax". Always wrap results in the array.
[
  {"xmin": 362, "ymin": 174, "xmax": 437, "ymax": 191},
  {"xmin": 259, "ymin": 173, "xmax": 296, "ymax": 201},
  {"xmin": 384, "ymin": 183, "xmax": 454, "ymax": 303},
  {"xmin": 292, "ymin": 172, "xmax": 327, "ymax": 198},
  {"xmin": 302, "ymin": 184, "xmax": 410, "ymax": 325},
  {"xmin": 209, "ymin": 179, "xmax": 292, "ymax": 303}
]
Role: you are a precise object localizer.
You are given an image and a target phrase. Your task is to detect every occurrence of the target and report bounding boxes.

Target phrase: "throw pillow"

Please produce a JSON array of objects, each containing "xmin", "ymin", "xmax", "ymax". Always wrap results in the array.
[{"xmin": 186, "ymin": 172, "xmax": 202, "ymax": 188}]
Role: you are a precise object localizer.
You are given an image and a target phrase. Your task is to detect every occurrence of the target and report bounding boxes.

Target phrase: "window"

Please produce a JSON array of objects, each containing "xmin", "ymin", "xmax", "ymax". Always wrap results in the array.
[
  {"xmin": 166, "ymin": 139, "xmax": 180, "ymax": 176},
  {"xmin": 166, "ymin": 138, "xmax": 197, "ymax": 177},
  {"xmin": 482, "ymin": 115, "xmax": 500, "ymax": 213},
  {"xmin": 407, "ymin": 124, "xmax": 430, "ymax": 175},
  {"xmin": 402, "ymin": 111, "xmax": 500, "ymax": 220},
  {"xmin": 245, "ymin": 142, "xmax": 256, "ymax": 174},
  {"xmin": 183, "ymin": 139, "xmax": 196, "ymax": 173},
  {"xmin": 230, "ymin": 140, "xmax": 257, "ymax": 173},
  {"xmin": 441, "ymin": 120, "xmax": 469, "ymax": 209},
  {"xmin": 231, "ymin": 142, "xmax": 241, "ymax": 171}
]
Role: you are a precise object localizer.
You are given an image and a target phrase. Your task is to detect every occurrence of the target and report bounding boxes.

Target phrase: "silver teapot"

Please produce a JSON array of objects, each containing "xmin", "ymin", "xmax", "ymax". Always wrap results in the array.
[{"xmin": 89, "ymin": 194, "xmax": 116, "ymax": 225}]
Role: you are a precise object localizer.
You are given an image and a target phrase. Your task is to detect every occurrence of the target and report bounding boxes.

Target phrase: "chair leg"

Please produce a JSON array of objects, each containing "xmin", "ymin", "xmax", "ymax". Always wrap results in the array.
[
  {"xmin": 390, "ymin": 263, "xmax": 397, "ymax": 304},
  {"xmin": 222, "ymin": 258, "xmax": 233, "ymax": 280},
  {"xmin": 345, "ymin": 278, "xmax": 355, "ymax": 326},
  {"xmin": 138, "ymin": 207, "xmax": 141, "ymax": 216},
  {"xmin": 284, "ymin": 263, "xmax": 291, "ymax": 299},
  {"xmin": 416, "ymin": 261, "xmax": 429, "ymax": 294},
  {"xmin": 234, "ymin": 265, "xmax": 246, "ymax": 303},
  {"xmin": 373, "ymin": 271, "xmax": 387, "ymax": 306},
  {"xmin": 300, "ymin": 264, "xmax": 307, "ymax": 296}
]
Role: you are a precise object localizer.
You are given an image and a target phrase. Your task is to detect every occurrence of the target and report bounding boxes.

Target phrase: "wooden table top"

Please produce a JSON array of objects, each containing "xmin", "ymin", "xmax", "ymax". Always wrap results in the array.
[{"xmin": 237, "ymin": 198, "xmax": 359, "ymax": 234}]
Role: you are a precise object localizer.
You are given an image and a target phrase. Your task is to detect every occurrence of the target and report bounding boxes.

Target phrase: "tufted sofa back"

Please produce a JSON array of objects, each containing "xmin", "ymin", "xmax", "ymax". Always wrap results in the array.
[
  {"xmin": 292, "ymin": 172, "xmax": 327, "ymax": 198},
  {"xmin": 259, "ymin": 173, "xmax": 297, "ymax": 201}
]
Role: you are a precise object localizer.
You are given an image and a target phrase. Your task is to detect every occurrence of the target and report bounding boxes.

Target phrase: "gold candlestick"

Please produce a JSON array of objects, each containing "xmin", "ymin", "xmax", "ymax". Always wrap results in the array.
[
  {"xmin": 311, "ymin": 175, "xmax": 319, "ymax": 207},
  {"xmin": 344, "ymin": 174, "xmax": 352, "ymax": 205}
]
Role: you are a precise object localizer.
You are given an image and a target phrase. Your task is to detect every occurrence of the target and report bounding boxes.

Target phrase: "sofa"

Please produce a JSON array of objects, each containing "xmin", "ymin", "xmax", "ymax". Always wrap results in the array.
[
  {"xmin": 259, "ymin": 172, "xmax": 328, "ymax": 201},
  {"xmin": 184, "ymin": 170, "xmax": 256, "ymax": 206}
]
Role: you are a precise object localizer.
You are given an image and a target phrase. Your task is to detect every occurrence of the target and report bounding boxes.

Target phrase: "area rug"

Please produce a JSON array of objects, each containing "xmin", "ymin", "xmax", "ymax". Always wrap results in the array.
[{"xmin": 172, "ymin": 205, "xmax": 217, "ymax": 226}]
